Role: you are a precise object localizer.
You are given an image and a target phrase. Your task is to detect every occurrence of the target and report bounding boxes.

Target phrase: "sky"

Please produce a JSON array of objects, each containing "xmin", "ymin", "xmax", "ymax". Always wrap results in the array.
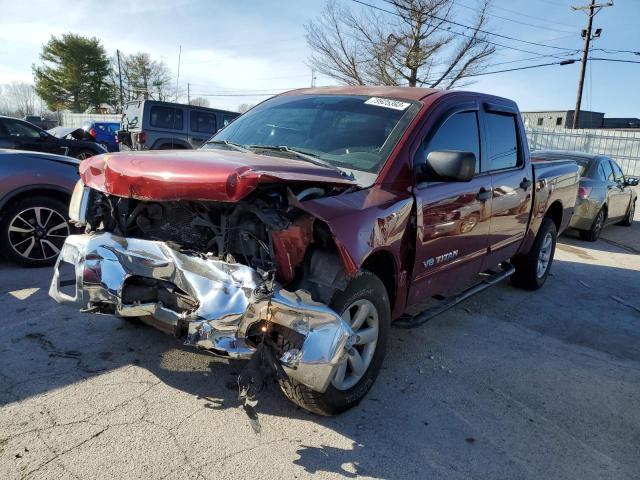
[{"xmin": 0, "ymin": 0, "xmax": 638, "ymax": 116}]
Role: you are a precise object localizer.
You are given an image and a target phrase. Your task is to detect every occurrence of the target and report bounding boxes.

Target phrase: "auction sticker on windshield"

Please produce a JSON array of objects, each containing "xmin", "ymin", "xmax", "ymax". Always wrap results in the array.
[{"xmin": 364, "ymin": 97, "xmax": 411, "ymax": 110}]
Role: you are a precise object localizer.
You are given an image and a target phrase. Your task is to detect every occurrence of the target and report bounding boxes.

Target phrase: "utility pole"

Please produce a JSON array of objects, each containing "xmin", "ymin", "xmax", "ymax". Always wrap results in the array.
[
  {"xmin": 571, "ymin": 1, "xmax": 613, "ymax": 129},
  {"xmin": 187, "ymin": 83, "xmax": 190, "ymax": 105},
  {"xmin": 175, "ymin": 45, "xmax": 182, "ymax": 103},
  {"xmin": 311, "ymin": 68, "xmax": 317, "ymax": 88},
  {"xmin": 116, "ymin": 49, "xmax": 124, "ymax": 112}
]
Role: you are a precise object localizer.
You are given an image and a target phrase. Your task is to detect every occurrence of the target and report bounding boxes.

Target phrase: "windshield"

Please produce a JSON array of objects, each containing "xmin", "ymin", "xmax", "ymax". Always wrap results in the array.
[
  {"xmin": 203, "ymin": 94, "xmax": 421, "ymax": 175},
  {"xmin": 123, "ymin": 101, "xmax": 143, "ymax": 130}
]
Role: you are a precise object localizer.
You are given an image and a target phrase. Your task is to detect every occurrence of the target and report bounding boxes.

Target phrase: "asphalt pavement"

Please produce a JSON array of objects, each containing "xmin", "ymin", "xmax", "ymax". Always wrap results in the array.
[{"xmin": 1, "ymin": 216, "xmax": 639, "ymax": 479}]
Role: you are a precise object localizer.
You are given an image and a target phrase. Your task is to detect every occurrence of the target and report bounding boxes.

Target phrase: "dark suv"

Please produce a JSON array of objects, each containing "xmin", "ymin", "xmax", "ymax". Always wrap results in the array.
[
  {"xmin": 118, "ymin": 100, "xmax": 240, "ymax": 150},
  {"xmin": 0, "ymin": 116, "xmax": 106, "ymax": 159}
]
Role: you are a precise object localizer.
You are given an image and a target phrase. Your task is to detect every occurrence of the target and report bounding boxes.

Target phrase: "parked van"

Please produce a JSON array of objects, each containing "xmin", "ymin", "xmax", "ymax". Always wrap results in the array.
[{"xmin": 117, "ymin": 100, "xmax": 240, "ymax": 150}]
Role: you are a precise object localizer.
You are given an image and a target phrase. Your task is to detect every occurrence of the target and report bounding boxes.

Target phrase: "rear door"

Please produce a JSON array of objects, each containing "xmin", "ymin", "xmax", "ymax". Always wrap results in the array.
[
  {"xmin": 408, "ymin": 104, "xmax": 492, "ymax": 305},
  {"xmin": 480, "ymin": 105, "xmax": 533, "ymax": 269},
  {"xmin": 608, "ymin": 159, "xmax": 632, "ymax": 219},
  {"xmin": 188, "ymin": 109, "xmax": 217, "ymax": 148}
]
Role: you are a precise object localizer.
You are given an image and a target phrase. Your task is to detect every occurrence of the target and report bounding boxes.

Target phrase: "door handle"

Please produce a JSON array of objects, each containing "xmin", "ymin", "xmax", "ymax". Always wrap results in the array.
[
  {"xmin": 520, "ymin": 178, "xmax": 532, "ymax": 190},
  {"xmin": 476, "ymin": 187, "xmax": 491, "ymax": 202}
]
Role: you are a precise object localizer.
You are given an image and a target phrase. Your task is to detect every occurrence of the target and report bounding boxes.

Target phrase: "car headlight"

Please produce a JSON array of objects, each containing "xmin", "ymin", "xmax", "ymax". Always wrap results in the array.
[{"xmin": 69, "ymin": 180, "xmax": 90, "ymax": 225}]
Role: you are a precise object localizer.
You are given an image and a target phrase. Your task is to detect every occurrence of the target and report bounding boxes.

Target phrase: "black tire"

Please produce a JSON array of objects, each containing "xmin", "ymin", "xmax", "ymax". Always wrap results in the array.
[
  {"xmin": 0, "ymin": 196, "xmax": 70, "ymax": 267},
  {"xmin": 279, "ymin": 270, "xmax": 390, "ymax": 416},
  {"xmin": 618, "ymin": 200, "xmax": 635, "ymax": 227},
  {"xmin": 511, "ymin": 218, "xmax": 557, "ymax": 291},
  {"xmin": 579, "ymin": 208, "xmax": 605, "ymax": 241}
]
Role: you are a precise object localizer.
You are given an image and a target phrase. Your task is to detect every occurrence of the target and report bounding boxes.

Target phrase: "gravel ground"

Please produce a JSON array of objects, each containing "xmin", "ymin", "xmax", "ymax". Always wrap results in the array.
[{"xmin": 1, "ymin": 216, "xmax": 639, "ymax": 480}]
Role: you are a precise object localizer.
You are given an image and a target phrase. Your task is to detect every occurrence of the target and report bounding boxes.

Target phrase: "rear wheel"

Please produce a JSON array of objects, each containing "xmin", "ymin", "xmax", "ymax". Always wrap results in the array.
[
  {"xmin": 619, "ymin": 200, "xmax": 635, "ymax": 227},
  {"xmin": 0, "ymin": 196, "xmax": 70, "ymax": 267},
  {"xmin": 279, "ymin": 271, "xmax": 390, "ymax": 415},
  {"xmin": 579, "ymin": 208, "xmax": 605, "ymax": 241},
  {"xmin": 511, "ymin": 218, "xmax": 557, "ymax": 290}
]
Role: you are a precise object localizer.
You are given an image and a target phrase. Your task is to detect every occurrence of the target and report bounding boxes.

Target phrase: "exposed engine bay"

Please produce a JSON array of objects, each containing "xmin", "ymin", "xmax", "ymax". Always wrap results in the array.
[
  {"xmin": 82, "ymin": 184, "xmax": 339, "ymax": 282},
  {"xmin": 50, "ymin": 181, "xmax": 358, "ymax": 419}
]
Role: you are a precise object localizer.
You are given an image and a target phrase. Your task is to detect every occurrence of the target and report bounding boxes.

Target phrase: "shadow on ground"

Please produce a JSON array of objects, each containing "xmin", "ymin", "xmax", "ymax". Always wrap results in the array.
[{"xmin": 1, "ymin": 231, "xmax": 639, "ymax": 479}]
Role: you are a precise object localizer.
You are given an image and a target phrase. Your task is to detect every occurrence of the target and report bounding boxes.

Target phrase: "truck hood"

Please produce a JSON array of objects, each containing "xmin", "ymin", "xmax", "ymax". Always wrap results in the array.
[{"xmin": 80, "ymin": 149, "xmax": 357, "ymax": 202}]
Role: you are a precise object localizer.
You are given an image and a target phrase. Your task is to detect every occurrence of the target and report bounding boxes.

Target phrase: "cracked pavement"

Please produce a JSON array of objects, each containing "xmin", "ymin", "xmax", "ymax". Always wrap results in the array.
[{"xmin": 1, "ymin": 215, "xmax": 639, "ymax": 479}]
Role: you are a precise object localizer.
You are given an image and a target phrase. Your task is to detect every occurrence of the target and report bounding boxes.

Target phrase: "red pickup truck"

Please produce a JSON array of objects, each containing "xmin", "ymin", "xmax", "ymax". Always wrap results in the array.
[{"xmin": 50, "ymin": 87, "xmax": 579, "ymax": 415}]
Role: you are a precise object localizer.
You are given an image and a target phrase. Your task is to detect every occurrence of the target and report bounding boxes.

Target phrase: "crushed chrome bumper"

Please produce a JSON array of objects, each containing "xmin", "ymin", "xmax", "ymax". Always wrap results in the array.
[{"xmin": 49, "ymin": 233, "xmax": 353, "ymax": 393}]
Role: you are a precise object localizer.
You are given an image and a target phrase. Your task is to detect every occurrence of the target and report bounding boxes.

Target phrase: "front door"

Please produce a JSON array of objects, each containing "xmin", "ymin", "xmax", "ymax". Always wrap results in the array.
[
  {"xmin": 408, "ymin": 109, "xmax": 491, "ymax": 306},
  {"xmin": 481, "ymin": 108, "xmax": 532, "ymax": 269},
  {"xmin": 609, "ymin": 160, "xmax": 633, "ymax": 220}
]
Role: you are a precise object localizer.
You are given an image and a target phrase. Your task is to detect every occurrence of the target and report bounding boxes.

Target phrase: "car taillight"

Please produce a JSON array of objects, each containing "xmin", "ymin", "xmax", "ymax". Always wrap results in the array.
[
  {"xmin": 138, "ymin": 131, "xmax": 147, "ymax": 144},
  {"xmin": 577, "ymin": 186, "xmax": 592, "ymax": 199},
  {"xmin": 89, "ymin": 127, "xmax": 97, "ymax": 138}
]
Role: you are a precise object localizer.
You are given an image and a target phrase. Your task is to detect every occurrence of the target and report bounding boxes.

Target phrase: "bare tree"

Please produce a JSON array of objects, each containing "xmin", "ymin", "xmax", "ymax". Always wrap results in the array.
[
  {"xmin": 2, "ymin": 82, "xmax": 41, "ymax": 117},
  {"xmin": 306, "ymin": 0, "xmax": 496, "ymax": 89},
  {"xmin": 112, "ymin": 53, "xmax": 173, "ymax": 104},
  {"xmin": 237, "ymin": 103, "xmax": 255, "ymax": 113},
  {"xmin": 189, "ymin": 97, "xmax": 210, "ymax": 107}
]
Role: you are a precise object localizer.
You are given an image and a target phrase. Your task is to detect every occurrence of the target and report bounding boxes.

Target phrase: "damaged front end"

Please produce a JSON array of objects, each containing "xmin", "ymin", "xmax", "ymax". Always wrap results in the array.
[{"xmin": 50, "ymin": 179, "xmax": 357, "ymax": 394}]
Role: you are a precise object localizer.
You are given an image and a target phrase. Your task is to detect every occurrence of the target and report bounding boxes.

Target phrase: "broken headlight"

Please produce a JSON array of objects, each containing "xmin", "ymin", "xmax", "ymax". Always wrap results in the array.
[{"xmin": 68, "ymin": 180, "xmax": 90, "ymax": 226}]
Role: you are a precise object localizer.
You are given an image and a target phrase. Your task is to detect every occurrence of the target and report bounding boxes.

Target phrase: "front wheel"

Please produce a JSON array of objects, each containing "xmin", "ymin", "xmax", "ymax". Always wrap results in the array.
[
  {"xmin": 74, "ymin": 150, "xmax": 95, "ymax": 160},
  {"xmin": 279, "ymin": 271, "xmax": 390, "ymax": 415},
  {"xmin": 511, "ymin": 218, "xmax": 557, "ymax": 290}
]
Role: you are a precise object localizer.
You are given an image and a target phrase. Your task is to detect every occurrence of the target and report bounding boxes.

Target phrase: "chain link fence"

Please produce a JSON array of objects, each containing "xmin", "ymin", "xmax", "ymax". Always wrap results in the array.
[{"xmin": 526, "ymin": 126, "xmax": 640, "ymax": 176}]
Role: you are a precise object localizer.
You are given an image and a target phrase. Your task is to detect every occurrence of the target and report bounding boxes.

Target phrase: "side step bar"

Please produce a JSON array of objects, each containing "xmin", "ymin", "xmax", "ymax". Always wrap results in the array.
[{"xmin": 394, "ymin": 263, "xmax": 516, "ymax": 329}]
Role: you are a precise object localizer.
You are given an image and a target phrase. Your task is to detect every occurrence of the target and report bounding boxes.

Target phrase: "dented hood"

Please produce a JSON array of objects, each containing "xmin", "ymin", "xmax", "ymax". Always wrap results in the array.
[{"xmin": 80, "ymin": 149, "xmax": 356, "ymax": 201}]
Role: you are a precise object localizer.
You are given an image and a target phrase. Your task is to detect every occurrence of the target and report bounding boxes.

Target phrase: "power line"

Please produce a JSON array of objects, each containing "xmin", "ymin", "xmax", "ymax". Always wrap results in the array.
[
  {"xmin": 589, "ymin": 57, "xmax": 640, "ymax": 64},
  {"xmin": 463, "ymin": 59, "xmax": 577, "ymax": 77},
  {"xmin": 468, "ymin": 2, "xmax": 581, "ymax": 30},
  {"xmin": 591, "ymin": 48, "xmax": 640, "ymax": 55},
  {"xmin": 347, "ymin": 0, "xmax": 573, "ymax": 57},
  {"xmin": 452, "ymin": 0, "xmax": 576, "ymax": 34},
  {"xmin": 376, "ymin": 0, "xmax": 577, "ymax": 52}
]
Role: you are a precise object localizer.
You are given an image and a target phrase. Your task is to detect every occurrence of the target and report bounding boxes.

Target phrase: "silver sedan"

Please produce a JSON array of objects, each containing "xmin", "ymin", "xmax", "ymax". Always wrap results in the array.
[{"xmin": 532, "ymin": 150, "xmax": 638, "ymax": 241}]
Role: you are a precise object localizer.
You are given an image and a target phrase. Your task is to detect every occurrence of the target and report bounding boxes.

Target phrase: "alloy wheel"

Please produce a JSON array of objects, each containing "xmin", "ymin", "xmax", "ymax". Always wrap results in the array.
[
  {"xmin": 536, "ymin": 232, "xmax": 554, "ymax": 278},
  {"xmin": 8, "ymin": 207, "xmax": 69, "ymax": 261},
  {"xmin": 331, "ymin": 299, "xmax": 379, "ymax": 391}
]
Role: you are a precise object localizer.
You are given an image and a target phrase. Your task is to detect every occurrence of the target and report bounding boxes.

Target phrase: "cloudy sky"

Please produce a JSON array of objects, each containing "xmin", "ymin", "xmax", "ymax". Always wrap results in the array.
[{"xmin": 0, "ymin": 0, "xmax": 638, "ymax": 115}]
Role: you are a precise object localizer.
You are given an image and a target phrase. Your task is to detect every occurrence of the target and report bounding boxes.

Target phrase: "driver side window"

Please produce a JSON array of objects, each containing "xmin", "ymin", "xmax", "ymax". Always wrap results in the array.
[
  {"xmin": 4, "ymin": 119, "xmax": 41, "ymax": 138},
  {"xmin": 422, "ymin": 111, "xmax": 480, "ymax": 173}
]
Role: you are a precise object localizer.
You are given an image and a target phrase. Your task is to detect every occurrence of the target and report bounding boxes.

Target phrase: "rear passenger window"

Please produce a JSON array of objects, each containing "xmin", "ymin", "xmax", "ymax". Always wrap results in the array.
[
  {"xmin": 150, "ymin": 106, "xmax": 184, "ymax": 130},
  {"xmin": 485, "ymin": 113, "xmax": 519, "ymax": 171},
  {"xmin": 423, "ymin": 111, "xmax": 480, "ymax": 173},
  {"xmin": 190, "ymin": 111, "xmax": 217, "ymax": 134}
]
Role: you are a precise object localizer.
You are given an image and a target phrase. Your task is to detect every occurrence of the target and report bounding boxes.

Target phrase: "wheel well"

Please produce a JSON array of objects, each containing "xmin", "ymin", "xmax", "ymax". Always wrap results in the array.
[
  {"xmin": 0, "ymin": 188, "xmax": 70, "ymax": 217},
  {"xmin": 361, "ymin": 251, "xmax": 396, "ymax": 312},
  {"xmin": 544, "ymin": 201, "xmax": 563, "ymax": 232}
]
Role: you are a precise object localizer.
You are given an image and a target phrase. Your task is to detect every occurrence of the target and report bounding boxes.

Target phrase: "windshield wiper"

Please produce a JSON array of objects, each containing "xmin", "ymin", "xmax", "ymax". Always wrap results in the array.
[
  {"xmin": 205, "ymin": 140, "xmax": 250, "ymax": 153},
  {"xmin": 248, "ymin": 145, "xmax": 353, "ymax": 178}
]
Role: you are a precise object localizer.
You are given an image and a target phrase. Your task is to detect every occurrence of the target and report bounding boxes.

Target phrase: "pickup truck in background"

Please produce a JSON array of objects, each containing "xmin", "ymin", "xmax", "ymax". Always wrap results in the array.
[
  {"xmin": 117, "ymin": 100, "xmax": 240, "ymax": 151},
  {"xmin": 50, "ymin": 87, "xmax": 579, "ymax": 415}
]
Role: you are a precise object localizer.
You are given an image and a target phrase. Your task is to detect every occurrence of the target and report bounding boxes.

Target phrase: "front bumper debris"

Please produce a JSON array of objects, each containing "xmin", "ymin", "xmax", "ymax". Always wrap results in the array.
[{"xmin": 49, "ymin": 233, "xmax": 354, "ymax": 393}]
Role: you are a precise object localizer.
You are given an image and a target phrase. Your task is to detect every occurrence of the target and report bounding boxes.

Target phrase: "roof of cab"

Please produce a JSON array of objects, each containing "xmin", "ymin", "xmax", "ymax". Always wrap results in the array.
[{"xmin": 281, "ymin": 85, "xmax": 441, "ymax": 101}]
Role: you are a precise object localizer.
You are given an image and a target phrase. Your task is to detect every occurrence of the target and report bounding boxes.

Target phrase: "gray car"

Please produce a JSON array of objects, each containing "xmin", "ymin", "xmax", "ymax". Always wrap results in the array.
[
  {"xmin": 118, "ymin": 100, "xmax": 240, "ymax": 151},
  {"xmin": 0, "ymin": 149, "xmax": 79, "ymax": 266},
  {"xmin": 532, "ymin": 150, "xmax": 638, "ymax": 241}
]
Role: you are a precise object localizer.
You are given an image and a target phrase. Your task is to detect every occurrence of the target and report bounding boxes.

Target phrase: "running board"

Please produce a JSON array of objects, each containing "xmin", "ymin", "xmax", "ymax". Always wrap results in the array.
[{"xmin": 394, "ymin": 263, "xmax": 516, "ymax": 329}]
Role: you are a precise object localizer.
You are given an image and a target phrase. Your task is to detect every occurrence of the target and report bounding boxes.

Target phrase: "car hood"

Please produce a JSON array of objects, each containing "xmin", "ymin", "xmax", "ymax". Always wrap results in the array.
[{"xmin": 79, "ymin": 149, "xmax": 358, "ymax": 201}]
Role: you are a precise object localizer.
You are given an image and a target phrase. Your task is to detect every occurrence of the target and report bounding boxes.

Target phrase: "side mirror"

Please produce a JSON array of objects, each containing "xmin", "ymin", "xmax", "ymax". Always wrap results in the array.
[
  {"xmin": 625, "ymin": 176, "xmax": 639, "ymax": 187},
  {"xmin": 417, "ymin": 150, "xmax": 476, "ymax": 183},
  {"xmin": 38, "ymin": 131, "xmax": 48, "ymax": 141}
]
